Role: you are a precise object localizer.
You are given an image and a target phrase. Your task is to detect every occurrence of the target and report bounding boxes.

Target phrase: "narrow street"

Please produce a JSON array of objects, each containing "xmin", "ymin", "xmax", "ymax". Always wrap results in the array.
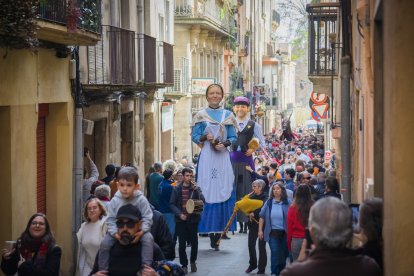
[{"xmin": 179, "ymin": 232, "xmax": 273, "ymax": 276}]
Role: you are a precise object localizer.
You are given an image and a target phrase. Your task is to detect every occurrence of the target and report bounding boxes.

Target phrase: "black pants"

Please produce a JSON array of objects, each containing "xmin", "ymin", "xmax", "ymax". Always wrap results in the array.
[
  {"xmin": 248, "ymin": 223, "xmax": 267, "ymax": 271},
  {"xmin": 176, "ymin": 221, "xmax": 199, "ymax": 267}
]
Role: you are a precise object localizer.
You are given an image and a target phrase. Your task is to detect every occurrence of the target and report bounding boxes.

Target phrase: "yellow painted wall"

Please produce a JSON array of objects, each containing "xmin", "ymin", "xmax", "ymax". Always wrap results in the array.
[
  {"xmin": 0, "ymin": 48, "xmax": 74, "ymax": 275},
  {"xmin": 383, "ymin": 1, "xmax": 414, "ymax": 274}
]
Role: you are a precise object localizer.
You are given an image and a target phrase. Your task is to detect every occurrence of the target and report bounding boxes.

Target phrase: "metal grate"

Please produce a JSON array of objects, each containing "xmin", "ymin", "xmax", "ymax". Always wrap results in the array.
[
  {"xmin": 307, "ymin": 2, "xmax": 340, "ymax": 76},
  {"xmin": 173, "ymin": 69, "xmax": 182, "ymax": 92}
]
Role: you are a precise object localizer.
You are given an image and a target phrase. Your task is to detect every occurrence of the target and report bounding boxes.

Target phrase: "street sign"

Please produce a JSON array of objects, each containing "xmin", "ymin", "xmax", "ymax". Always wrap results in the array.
[
  {"xmin": 310, "ymin": 91, "xmax": 328, "ymax": 104},
  {"xmin": 312, "ymin": 103, "xmax": 329, "ymax": 118}
]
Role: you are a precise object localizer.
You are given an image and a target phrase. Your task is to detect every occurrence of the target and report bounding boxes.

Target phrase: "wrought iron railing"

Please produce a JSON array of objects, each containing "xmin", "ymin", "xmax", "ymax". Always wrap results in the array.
[
  {"xmin": 175, "ymin": 0, "xmax": 232, "ymax": 33},
  {"xmin": 307, "ymin": 2, "xmax": 340, "ymax": 76},
  {"xmin": 37, "ymin": 0, "xmax": 102, "ymax": 33},
  {"xmin": 87, "ymin": 25, "xmax": 135, "ymax": 85}
]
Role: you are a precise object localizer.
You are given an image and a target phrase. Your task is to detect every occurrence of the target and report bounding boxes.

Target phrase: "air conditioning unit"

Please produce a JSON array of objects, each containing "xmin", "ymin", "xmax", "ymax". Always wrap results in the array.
[
  {"xmin": 173, "ymin": 69, "xmax": 182, "ymax": 92},
  {"xmin": 82, "ymin": 119, "xmax": 94, "ymax": 135}
]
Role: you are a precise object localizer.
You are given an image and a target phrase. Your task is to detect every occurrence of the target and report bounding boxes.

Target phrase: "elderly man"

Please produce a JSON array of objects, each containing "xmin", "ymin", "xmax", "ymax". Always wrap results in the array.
[
  {"xmin": 90, "ymin": 204, "xmax": 160, "ymax": 276},
  {"xmin": 281, "ymin": 197, "xmax": 381, "ymax": 276}
]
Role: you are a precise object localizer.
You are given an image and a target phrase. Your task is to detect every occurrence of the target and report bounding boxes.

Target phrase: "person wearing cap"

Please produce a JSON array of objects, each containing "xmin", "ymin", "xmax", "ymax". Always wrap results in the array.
[
  {"xmin": 90, "ymin": 204, "xmax": 160, "ymax": 276},
  {"xmin": 231, "ymin": 96, "xmax": 266, "ymax": 233},
  {"xmin": 97, "ymin": 167, "xmax": 154, "ymax": 274},
  {"xmin": 191, "ymin": 84, "xmax": 238, "ymax": 250}
]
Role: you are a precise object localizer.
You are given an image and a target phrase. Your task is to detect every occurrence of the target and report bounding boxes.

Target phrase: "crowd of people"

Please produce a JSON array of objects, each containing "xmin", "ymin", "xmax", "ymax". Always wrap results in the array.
[{"xmin": 1, "ymin": 85, "xmax": 383, "ymax": 276}]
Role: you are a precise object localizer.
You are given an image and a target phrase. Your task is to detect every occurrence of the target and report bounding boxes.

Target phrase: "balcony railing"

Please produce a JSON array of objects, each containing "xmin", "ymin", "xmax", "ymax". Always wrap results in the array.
[
  {"xmin": 307, "ymin": 2, "xmax": 340, "ymax": 76},
  {"xmin": 38, "ymin": 0, "xmax": 102, "ymax": 33},
  {"xmin": 87, "ymin": 25, "xmax": 135, "ymax": 85},
  {"xmin": 175, "ymin": 0, "xmax": 232, "ymax": 33}
]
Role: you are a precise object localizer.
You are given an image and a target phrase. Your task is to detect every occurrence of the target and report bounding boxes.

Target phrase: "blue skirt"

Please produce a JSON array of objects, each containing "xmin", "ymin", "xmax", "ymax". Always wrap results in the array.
[{"xmin": 198, "ymin": 186, "xmax": 237, "ymax": 233}]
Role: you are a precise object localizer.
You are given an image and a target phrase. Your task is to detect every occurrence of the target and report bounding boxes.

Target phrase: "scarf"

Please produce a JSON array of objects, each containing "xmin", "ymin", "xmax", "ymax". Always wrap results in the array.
[{"xmin": 20, "ymin": 239, "xmax": 50, "ymax": 268}]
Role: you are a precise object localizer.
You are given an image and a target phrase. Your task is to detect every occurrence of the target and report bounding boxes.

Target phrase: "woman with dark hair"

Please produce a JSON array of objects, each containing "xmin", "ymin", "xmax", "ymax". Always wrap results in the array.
[
  {"xmin": 358, "ymin": 197, "xmax": 383, "ymax": 269},
  {"xmin": 109, "ymin": 166, "xmax": 121, "ymax": 198},
  {"xmin": 287, "ymin": 184, "xmax": 314, "ymax": 261},
  {"xmin": 258, "ymin": 183, "xmax": 291, "ymax": 275},
  {"xmin": 76, "ymin": 198, "xmax": 107, "ymax": 276},
  {"xmin": 1, "ymin": 213, "xmax": 61, "ymax": 275},
  {"xmin": 324, "ymin": 177, "xmax": 341, "ymax": 199}
]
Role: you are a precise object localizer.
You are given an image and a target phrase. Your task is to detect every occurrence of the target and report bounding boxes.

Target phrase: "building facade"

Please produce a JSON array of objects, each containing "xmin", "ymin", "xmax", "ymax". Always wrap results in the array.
[
  {"xmin": 80, "ymin": 0, "xmax": 174, "ymax": 180},
  {"xmin": 0, "ymin": 1, "xmax": 101, "ymax": 274}
]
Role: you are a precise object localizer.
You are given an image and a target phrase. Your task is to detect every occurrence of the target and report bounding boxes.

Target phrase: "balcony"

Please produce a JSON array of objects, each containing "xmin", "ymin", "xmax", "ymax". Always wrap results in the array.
[
  {"xmin": 306, "ymin": 2, "xmax": 340, "ymax": 95},
  {"xmin": 37, "ymin": 0, "xmax": 101, "ymax": 46},
  {"xmin": 87, "ymin": 25, "xmax": 136, "ymax": 85},
  {"xmin": 175, "ymin": 0, "xmax": 233, "ymax": 36}
]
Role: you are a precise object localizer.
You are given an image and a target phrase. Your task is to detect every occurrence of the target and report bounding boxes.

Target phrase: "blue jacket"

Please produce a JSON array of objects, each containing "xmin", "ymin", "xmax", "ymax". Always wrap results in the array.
[
  {"xmin": 259, "ymin": 198, "xmax": 291, "ymax": 242},
  {"xmin": 158, "ymin": 179, "xmax": 174, "ymax": 213}
]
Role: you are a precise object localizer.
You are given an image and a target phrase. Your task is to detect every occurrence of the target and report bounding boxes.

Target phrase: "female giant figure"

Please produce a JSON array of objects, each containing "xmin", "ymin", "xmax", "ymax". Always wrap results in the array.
[{"xmin": 191, "ymin": 84, "xmax": 237, "ymax": 250}]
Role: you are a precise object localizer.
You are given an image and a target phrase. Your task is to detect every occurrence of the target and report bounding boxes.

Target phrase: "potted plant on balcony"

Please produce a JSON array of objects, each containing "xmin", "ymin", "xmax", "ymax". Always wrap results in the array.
[{"xmin": 0, "ymin": 0, "xmax": 39, "ymax": 52}]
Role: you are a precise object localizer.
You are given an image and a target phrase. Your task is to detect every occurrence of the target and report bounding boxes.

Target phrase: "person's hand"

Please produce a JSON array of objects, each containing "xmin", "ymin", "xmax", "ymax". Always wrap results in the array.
[
  {"xmin": 141, "ymin": 265, "xmax": 159, "ymax": 276},
  {"xmin": 132, "ymin": 230, "xmax": 144, "ymax": 244},
  {"xmin": 245, "ymin": 149, "xmax": 254, "ymax": 157},
  {"xmin": 297, "ymin": 238, "xmax": 315, "ymax": 261},
  {"xmin": 206, "ymin": 134, "xmax": 214, "ymax": 141},
  {"xmin": 1, "ymin": 248, "xmax": 15, "ymax": 260},
  {"xmin": 249, "ymin": 212, "xmax": 255, "ymax": 221},
  {"xmin": 17, "ymin": 255, "xmax": 25, "ymax": 268},
  {"xmin": 214, "ymin": 143, "xmax": 225, "ymax": 151},
  {"xmin": 94, "ymin": 271, "xmax": 108, "ymax": 276},
  {"xmin": 245, "ymin": 165, "xmax": 253, "ymax": 172},
  {"xmin": 180, "ymin": 214, "xmax": 187, "ymax": 221},
  {"xmin": 258, "ymin": 230, "xmax": 264, "ymax": 240}
]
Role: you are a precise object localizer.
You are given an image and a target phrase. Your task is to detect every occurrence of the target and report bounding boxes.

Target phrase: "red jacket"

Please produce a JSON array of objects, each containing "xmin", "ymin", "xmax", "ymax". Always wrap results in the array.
[{"xmin": 287, "ymin": 204, "xmax": 306, "ymax": 251}]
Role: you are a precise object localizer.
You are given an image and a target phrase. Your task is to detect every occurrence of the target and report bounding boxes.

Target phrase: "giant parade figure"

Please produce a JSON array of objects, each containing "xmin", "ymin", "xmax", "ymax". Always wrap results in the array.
[
  {"xmin": 230, "ymin": 96, "xmax": 266, "ymax": 232},
  {"xmin": 191, "ymin": 84, "xmax": 238, "ymax": 251}
]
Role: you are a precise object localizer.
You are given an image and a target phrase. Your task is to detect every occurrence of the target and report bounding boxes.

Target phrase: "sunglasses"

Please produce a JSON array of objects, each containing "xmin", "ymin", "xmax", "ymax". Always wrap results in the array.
[{"xmin": 116, "ymin": 220, "xmax": 136, "ymax": 228}]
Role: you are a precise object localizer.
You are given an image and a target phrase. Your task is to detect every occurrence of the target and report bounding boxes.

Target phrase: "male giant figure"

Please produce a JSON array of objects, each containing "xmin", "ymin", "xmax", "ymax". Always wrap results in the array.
[{"xmin": 231, "ymin": 96, "xmax": 265, "ymax": 232}]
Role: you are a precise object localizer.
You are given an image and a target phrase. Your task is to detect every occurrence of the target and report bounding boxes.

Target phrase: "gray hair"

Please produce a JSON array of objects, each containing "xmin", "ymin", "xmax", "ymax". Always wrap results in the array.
[
  {"xmin": 95, "ymin": 184, "xmax": 111, "ymax": 199},
  {"xmin": 252, "ymin": 179, "xmax": 266, "ymax": 191},
  {"xmin": 309, "ymin": 197, "xmax": 353, "ymax": 249}
]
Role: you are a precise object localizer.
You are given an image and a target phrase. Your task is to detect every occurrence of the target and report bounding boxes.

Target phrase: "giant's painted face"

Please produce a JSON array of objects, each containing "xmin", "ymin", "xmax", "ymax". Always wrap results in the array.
[{"xmin": 233, "ymin": 104, "xmax": 250, "ymax": 119}]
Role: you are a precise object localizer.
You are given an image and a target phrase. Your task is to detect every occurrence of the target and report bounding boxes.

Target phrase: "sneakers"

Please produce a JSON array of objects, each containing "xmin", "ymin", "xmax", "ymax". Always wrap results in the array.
[
  {"xmin": 182, "ymin": 266, "xmax": 188, "ymax": 274},
  {"xmin": 245, "ymin": 265, "xmax": 257, "ymax": 273},
  {"xmin": 191, "ymin": 262, "xmax": 197, "ymax": 272},
  {"xmin": 257, "ymin": 270, "xmax": 265, "ymax": 274}
]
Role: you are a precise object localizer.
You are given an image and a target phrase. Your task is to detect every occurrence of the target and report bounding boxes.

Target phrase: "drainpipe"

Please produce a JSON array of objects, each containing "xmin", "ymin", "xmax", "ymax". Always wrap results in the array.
[
  {"xmin": 138, "ymin": 0, "xmax": 145, "ymax": 82},
  {"xmin": 340, "ymin": 56, "xmax": 351, "ymax": 203},
  {"xmin": 70, "ymin": 46, "xmax": 83, "ymax": 274}
]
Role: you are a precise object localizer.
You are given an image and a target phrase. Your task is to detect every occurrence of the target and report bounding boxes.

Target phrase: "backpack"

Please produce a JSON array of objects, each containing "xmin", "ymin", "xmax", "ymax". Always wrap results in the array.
[{"xmin": 154, "ymin": 260, "xmax": 185, "ymax": 276}]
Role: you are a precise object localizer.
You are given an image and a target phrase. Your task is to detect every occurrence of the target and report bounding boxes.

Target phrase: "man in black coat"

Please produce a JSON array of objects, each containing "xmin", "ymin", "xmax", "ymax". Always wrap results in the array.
[
  {"xmin": 150, "ymin": 206, "xmax": 175, "ymax": 260},
  {"xmin": 170, "ymin": 168, "xmax": 205, "ymax": 273}
]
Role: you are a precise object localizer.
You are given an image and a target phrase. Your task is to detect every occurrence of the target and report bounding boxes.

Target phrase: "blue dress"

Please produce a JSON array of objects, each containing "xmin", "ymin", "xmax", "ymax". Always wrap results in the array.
[{"xmin": 192, "ymin": 107, "xmax": 237, "ymax": 232}]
